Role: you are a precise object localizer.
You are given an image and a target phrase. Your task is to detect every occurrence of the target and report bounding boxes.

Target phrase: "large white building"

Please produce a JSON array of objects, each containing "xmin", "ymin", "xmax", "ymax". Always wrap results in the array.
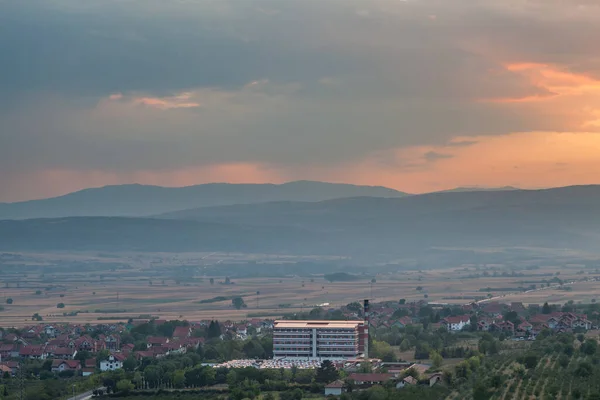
[{"xmin": 273, "ymin": 320, "xmax": 365, "ymax": 361}]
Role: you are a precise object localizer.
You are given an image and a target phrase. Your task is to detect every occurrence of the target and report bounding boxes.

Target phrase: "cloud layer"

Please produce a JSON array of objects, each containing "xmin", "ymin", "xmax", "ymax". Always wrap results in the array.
[{"xmin": 1, "ymin": 0, "xmax": 600, "ymax": 201}]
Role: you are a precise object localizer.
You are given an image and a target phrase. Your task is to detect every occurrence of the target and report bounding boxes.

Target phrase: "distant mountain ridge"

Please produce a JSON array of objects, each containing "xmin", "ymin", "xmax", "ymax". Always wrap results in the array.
[
  {"xmin": 435, "ymin": 186, "xmax": 520, "ymax": 193},
  {"xmin": 2, "ymin": 184, "xmax": 600, "ymax": 256},
  {"xmin": 0, "ymin": 181, "xmax": 407, "ymax": 220}
]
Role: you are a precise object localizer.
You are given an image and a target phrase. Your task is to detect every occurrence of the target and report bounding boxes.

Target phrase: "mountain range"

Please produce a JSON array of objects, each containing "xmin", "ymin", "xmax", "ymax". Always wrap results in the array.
[
  {"xmin": 0, "ymin": 181, "xmax": 406, "ymax": 220},
  {"xmin": 1, "ymin": 184, "xmax": 599, "ymax": 257}
]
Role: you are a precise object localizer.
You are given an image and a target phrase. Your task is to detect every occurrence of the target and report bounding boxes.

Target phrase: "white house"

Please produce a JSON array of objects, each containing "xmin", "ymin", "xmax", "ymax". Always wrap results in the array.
[
  {"xmin": 324, "ymin": 380, "xmax": 345, "ymax": 396},
  {"xmin": 100, "ymin": 354, "xmax": 126, "ymax": 372},
  {"xmin": 442, "ymin": 316, "xmax": 471, "ymax": 331}
]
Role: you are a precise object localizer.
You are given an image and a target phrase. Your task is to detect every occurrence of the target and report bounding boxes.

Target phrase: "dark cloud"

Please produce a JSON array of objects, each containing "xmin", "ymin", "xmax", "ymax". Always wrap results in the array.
[
  {"xmin": 1, "ymin": 0, "xmax": 599, "ymax": 191},
  {"xmin": 447, "ymin": 140, "xmax": 479, "ymax": 147},
  {"xmin": 424, "ymin": 152, "xmax": 454, "ymax": 163}
]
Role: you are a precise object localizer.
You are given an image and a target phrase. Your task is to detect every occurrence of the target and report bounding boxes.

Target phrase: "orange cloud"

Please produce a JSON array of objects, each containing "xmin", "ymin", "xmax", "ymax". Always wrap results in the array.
[
  {"xmin": 485, "ymin": 63, "xmax": 600, "ymax": 103},
  {"xmin": 335, "ymin": 131, "xmax": 600, "ymax": 193}
]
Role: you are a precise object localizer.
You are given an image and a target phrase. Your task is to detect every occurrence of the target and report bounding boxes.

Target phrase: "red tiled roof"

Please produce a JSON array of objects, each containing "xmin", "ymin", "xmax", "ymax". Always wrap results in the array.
[
  {"xmin": 443, "ymin": 316, "xmax": 470, "ymax": 324},
  {"xmin": 147, "ymin": 336, "xmax": 168, "ymax": 344},
  {"xmin": 53, "ymin": 347, "xmax": 76, "ymax": 355},
  {"xmin": 172, "ymin": 326, "xmax": 190, "ymax": 338},
  {"xmin": 349, "ymin": 373, "xmax": 394, "ymax": 382},
  {"xmin": 52, "ymin": 359, "xmax": 81, "ymax": 369}
]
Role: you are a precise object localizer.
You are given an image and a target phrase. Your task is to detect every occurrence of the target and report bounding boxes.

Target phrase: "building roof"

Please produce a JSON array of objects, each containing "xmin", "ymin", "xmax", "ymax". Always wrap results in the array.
[
  {"xmin": 443, "ymin": 316, "xmax": 470, "ymax": 324},
  {"xmin": 326, "ymin": 379, "xmax": 345, "ymax": 388},
  {"xmin": 348, "ymin": 373, "xmax": 394, "ymax": 382},
  {"xmin": 274, "ymin": 320, "xmax": 362, "ymax": 329},
  {"xmin": 52, "ymin": 359, "xmax": 81, "ymax": 369}
]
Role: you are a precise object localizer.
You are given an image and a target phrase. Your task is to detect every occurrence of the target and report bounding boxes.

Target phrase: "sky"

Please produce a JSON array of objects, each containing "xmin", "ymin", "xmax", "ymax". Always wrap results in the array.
[{"xmin": 1, "ymin": 0, "xmax": 600, "ymax": 202}]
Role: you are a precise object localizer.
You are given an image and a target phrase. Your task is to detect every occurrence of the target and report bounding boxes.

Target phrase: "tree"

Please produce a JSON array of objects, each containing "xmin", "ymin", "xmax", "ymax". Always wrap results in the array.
[
  {"xmin": 5, "ymin": 298, "xmax": 12, "ymax": 305},
  {"xmin": 123, "ymin": 356, "xmax": 137, "ymax": 372},
  {"xmin": 116, "ymin": 379, "xmax": 134, "ymax": 394},
  {"xmin": 399, "ymin": 339, "xmax": 411, "ymax": 352},
  {"xmin": 504, "ymin": 311, "xmax": 519, "ymax": 325},
  {"xmin": 523, "ymin": 353, "xmax": 538, "ymax": 369},
  {"xmin": 225, "ymin": 277, "xmax": 231, "ymax": 285},
  {"xmin": 57, "ymin": 303, "xmax": 65, "ymax": 309},
  {"xmin": 209, "ymin": 278, "xmax": 214, "ymax": 285},
  {"xmin": 75, "ymin": 350, "xmax": 91, "ymax": 362},
  {"xmin": 97, "ymin": 349, "xmax": 110, "ymax": 362},
  {"xmin": 173, "ymin": 370, "xmax": 186, "ymax": 388},
  {"xmin": 430, "ymin": 350, "xmax": 443, "ymax": 369},
  {"xmin": 469, "ymin": 315, "xmax": 479, "ymax": 332},
  {"xmin": 232, "ymin": 297, "xmax": 246, "ymax": 310},
  {"xmin": 416, "ymin": 286, "xmax": 423, "ymax": 291},
  {"xmin": 207, "ymin": 320, "xmax": 222, "ymax": 339},
  {"xmin": 399, "ymin": 299, "xmax": 406, "ymax": 305},
  {"xmin": 581, "ymin": 339, "xmax": 598, "ymax": 356},
  {"xmin": 32, "ymin": 313, "xmax": 43, "ymax": 321},
  {"xmin": 542, "ymin": 302, "xmax": 551, "ymax": 314},
  {"xmin": 315, "ymin": 360, "xmax": 338, "ymax": 383}
]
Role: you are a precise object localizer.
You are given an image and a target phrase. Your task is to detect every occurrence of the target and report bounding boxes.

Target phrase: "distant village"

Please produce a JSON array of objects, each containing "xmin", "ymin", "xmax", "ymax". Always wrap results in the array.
[{"xmin": 0, "ymin": 298, "xmax": 597, "ymax": 380}]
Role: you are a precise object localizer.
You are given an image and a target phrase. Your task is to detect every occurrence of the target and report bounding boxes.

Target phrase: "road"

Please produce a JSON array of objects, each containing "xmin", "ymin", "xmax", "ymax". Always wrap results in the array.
[{"xmin": 66, "ymin": 387, "xmax": 104, "ymax": 400}]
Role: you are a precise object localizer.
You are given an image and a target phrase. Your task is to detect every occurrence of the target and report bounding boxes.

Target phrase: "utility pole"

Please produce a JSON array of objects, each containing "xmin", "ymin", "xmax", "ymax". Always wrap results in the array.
[{"xmin": 18, "ymin": 361, "xmax": 24, "ymax": 400}]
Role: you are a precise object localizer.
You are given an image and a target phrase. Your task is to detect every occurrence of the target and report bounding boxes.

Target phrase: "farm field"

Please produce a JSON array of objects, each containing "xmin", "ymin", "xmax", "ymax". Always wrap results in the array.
[{"xmin": 1, "ymin": 251, "xmax": 600, "ymax": 327}]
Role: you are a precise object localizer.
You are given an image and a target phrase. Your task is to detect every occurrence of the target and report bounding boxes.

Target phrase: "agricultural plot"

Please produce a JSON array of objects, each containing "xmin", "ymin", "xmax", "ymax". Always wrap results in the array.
[{"xmin": 1, "ymin": 251, "xmax": 600, "ymax": 327}]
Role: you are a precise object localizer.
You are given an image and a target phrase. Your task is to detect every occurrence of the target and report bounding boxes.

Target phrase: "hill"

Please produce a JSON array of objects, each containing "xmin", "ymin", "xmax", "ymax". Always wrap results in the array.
[
  {"xmin": 2, "ymin": 185, "xmax": 600, "ymax": 256},
  {"xmin": 436, "ymin": 186, "xmax": 520, "ymax": 193},
  {"xmin": 0, "ymin": 181, "xmax": 406, "ymax": 220}
]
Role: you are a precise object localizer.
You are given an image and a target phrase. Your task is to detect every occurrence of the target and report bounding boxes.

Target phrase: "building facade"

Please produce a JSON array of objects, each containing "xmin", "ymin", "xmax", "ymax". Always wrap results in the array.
[{"xmin": 273, "ymin": 320, "xmax": 364, "ymax": 361}]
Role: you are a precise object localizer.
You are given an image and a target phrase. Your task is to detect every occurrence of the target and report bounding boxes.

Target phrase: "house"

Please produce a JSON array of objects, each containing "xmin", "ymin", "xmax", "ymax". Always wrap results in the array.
[
  {"xmin": 172, "ymin": 326, "xmax": 191, "ymax": 339},
  {"xmin": 0, "ymin": 361, "xmax": 19, "ymax": 376},
  {"xmin": 510, "ymin": 302, "xmax": 527, "ymax": 315},
  {"xmin": 0, "ymin": 344, "xmax": 19, "ymax": 359},
  {"xmin": 324, "ymin": 380, "xmax": 345, "ymax": 396},
  {"xmin": 381, "ymin": 362, "xmax": 413, "ymax": 374},
  {"xmin": 19, "ymin": 345, "xmax": 48, "ymax": 360},
  {"xmin": 428, "ymin": 373, "xmax": 443, "ymax": 387},
  {"xmin": 134, "ymin": 351, "xmax": 154, "ymax": 360},
  {"xmin": 51, "ymin": 359, "xmax": 81, "ymax": 373},
  {"xmin": 235, "ymin": 325, "xmax": 248, "ymax": 336},
  {"xmin": 0, "ymin": 365, "xmax": 12, "ymax": 376},
  {"xmin": 44, "ymin": 326, "xmax": 58, "ymax": 337},
  {"xmin": 393, "ymin": 317, "xmax": 413, "ymax": 329},
  {"xmin": 396, "ymin": 376, "xmax": 417, "ymax": 388},
  {"xmin": 100, "ymin": 354, "xmax": 126, "ymax": 372},
  {"xmin": 348, "ymin": 373, "xmax": 395, "ymax": 386},
  {"xmin": 83, "ymin": 359, "xmax": 96, "ymax": 377},
  {"xmin": 480, "ymin": 302, "xmax": 505, "ymax": 317},
  {"xmin": 50, "ymin": 347, "xmax": 77, "ymax": 360},
  {"xmin": 74, "ymin": 336, "xmax": 97, "ymax": 352},
  {"xmin": 442, "ymin": 316, "xmax": 471, "ymax": 331},
  {"xmin": 491, "ymin": 320, "xmax": 514, "ymax": 334},
  {"xmin": 100, "ymin": 334, "xmax": 120, "ymax": 351},
  {"xmin": 147, "ymin": 337, "xmax": 169, "ymax": 348}
]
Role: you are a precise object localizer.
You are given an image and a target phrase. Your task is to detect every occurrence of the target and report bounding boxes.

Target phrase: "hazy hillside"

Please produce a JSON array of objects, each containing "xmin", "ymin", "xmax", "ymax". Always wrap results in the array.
[
  {"xmin": 0, "ymin": 181, "xmax": 406, "ymax": 220},
  {"xmin": 435, "ymin": 186, "xmax": 520, "ymax": 193},
  {"xmin": 2, "ymin": 185, "xmax": 600, "ymax": 256}
]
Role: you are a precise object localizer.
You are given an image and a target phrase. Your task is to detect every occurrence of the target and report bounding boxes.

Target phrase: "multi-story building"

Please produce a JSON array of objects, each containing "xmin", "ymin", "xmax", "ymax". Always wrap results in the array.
[{"xmin": 273, "ymin": 320, "xmax": 364, "ymax": 361}]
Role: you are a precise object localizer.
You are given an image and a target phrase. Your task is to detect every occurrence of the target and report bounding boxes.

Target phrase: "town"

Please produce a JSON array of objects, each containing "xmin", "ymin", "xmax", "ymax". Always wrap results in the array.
[{"xmin": 1, "ymin": 296, "xmax": 599, "ymax": 399}]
